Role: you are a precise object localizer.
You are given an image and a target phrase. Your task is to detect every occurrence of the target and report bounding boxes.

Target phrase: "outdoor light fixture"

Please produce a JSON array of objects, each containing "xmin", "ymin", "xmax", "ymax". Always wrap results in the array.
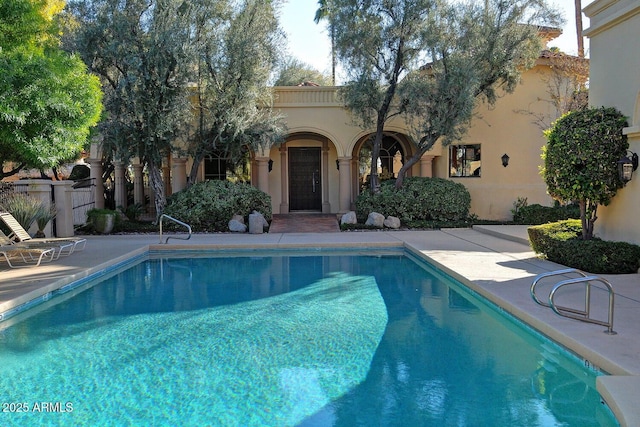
[
  {"xmin": 501, "ymin": 153, "xmax": 510, "ymax": 167},
  {"xmin": 268, "ymin": 159, "xmax": 273, "ymax": 172},
  {"xmin": 336, "ymin": 159, "xmax": 340, "ymax": 170},
  {"xmin": 617, "ymin": 151, "xmax": 639, "ymax": 184}
]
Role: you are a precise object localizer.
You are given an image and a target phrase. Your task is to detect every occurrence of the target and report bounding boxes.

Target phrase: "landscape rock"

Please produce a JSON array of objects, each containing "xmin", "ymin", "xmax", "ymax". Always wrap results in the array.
[
  {"xmin": 249, "ymin": 211, "xmax": 268, "ymax": 234},
  {"xmin": 365, "ymin": 212, "xmax": 385, "ymax": 228},
  {"xmin": 384, "ymin": 216, "xmax": 401, "ymax": 229},
  {"xmin": 228, "ymin": 219, "xmax": 247, "ymax": 233},
  {"xmin": 341, "ymin": 211, "xmax": 357, "ymax": 225}
]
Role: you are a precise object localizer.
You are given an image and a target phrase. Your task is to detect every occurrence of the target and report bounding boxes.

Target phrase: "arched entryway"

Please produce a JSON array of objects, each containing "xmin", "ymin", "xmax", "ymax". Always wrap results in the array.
[
  {"xmin": 271, "ymin": 132, "xmax": 339, "ymax": 214},
  {"xmin": 352, "ymin": 132, "xmax": 414, "ymax": 195}
]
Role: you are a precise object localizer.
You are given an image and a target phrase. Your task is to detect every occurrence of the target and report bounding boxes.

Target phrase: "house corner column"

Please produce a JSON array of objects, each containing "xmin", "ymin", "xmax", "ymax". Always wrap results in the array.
[
  {"xmin": 114, "ymin": 160, "xmax": 127, "ymax": 210},
  {"xmin": 420, "ymin": 155, "xmax": 434, "ymax": 177},
  {"xmin": 171, "ymin": 157, "xmax": 187, "ymax": 193},
  {"xmin": 322, "ymin": 141, "xmax": 331, "ymax": 213},
  {"xmin": 338, "ymin": 157, "xmax": 352, "ymax": 213},
  {"xmin": 132, "ymin": 162, "xmax": 145, "ymax": 208},
  {"xmin": 279, "ymin": 145, "xmax": 289, "ymax": 213},
  {"xmin": 85, "ymin": 158, "xmax": 104, "ymax": 209},
  {"xmin": 255, "ymin": 156, "xmax": 270, "ymax": 194}
]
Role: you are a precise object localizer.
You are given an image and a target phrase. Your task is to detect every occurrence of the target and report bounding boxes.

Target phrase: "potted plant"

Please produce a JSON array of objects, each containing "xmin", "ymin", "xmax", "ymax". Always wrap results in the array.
[{"xmin": 87, "ymin": 208, "xmax": 118, "ymax": 234}]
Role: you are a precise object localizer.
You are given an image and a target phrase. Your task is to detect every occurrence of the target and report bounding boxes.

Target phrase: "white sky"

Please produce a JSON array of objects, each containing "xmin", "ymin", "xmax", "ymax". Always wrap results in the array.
[{"xmin": 279, "ymin": 0, "xmax": 594, "ymax": 84}]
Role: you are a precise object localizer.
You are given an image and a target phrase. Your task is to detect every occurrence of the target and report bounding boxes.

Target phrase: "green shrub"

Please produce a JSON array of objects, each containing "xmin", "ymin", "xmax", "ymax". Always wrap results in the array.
[
  {"xmin": 528, "ymin": 219, "xmax": 640, "ymax": 273},
  {"xmin": 547, "ymin": 239, "xmax": 640, "ymax": 274},
  {"xmin": 513, "ymin": 202, "xmax": 579, "ymax": 224},
  {"xmin": 527, "ymin": 220, "xmax": 582, "ymax": 254},
  {"xmin": 355, "ymin": 177, "xmax": 470, "ymax": 223},
  {"xmin": 164, "ymin": 180, "xmax": 271, "ymax": 232}
]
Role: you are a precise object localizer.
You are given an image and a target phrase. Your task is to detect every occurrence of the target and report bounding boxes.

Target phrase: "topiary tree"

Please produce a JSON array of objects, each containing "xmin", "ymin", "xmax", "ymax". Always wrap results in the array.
[{"xmin": 541, "ymin": 107, "xmax": 629, "ymax": 239}]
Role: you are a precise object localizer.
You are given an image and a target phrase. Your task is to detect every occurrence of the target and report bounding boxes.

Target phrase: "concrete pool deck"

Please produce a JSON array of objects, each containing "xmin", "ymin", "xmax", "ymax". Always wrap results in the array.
[{"xmin": 0, "ymin": 225, "xmax": 638, "ymax": 426}]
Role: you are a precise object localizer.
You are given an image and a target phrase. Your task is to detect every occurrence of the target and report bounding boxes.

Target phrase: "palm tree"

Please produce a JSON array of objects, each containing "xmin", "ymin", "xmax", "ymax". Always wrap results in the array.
[
  {"xmin": 575, "ymin": 0, "xmax": 584, "ymax": 57},
  {"xmin": 314, "ymin": 0, "xmax": 336, "ymax": 85}
]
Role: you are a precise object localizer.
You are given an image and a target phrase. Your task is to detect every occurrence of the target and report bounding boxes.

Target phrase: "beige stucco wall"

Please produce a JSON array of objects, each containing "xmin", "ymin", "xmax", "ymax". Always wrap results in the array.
[
  {"xmin": 174, "ymin": 56, "xmax": 566, "ymax": 220},
  {"xmin": 267, "ymin": 62, "xmax": 560, "ymax": 220},
  {"xmin": 432, "ymin": 64, "xmax": 558, "ymax": 219},
  {"xmin": 585, "ymin": 0, "xmax": 640, "ymax": 244}
]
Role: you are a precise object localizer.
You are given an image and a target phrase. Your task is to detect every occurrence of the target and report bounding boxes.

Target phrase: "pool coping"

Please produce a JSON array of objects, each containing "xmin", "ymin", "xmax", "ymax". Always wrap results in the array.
[{"xmin": 0, "ymin": 230, "xmax": 638, "ymax": 426}]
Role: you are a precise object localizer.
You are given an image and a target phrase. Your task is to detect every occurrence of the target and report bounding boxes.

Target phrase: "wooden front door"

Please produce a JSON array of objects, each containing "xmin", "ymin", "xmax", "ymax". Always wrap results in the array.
[{"xmin": 288, "ymin": 147, "xmax": 322, "ymax": 211}]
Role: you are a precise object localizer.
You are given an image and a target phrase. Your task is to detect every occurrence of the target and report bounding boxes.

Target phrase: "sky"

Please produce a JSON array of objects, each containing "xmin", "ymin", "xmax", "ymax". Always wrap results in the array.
[{"xmin": 278, "ymin": 0, "xmax": 594, "ymax": 84}]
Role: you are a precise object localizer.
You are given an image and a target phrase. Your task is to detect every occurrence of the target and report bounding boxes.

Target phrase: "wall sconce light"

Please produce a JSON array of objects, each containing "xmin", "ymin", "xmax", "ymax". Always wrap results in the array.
[
  {"xmin": 501, "ymin": 153, "xmax": 510, "ymax": 167},
  {"xmin": 336, "ymin": 159, "xmax": 340, "ymax": 170},
  {"xmin": 268, "ymin": 159, "xmax": 273, "ymax": 173},
  {"xmin": 617, "ymin": 151, "xmax": 638, "ymax": 184}
]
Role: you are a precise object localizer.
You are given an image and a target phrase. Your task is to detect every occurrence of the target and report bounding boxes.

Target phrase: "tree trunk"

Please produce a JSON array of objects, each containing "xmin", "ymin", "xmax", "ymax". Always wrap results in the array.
[
  {"xmin": 188, "ymin": 151, "xmax": 204, "ymax": 186},
  {"xmin": 579, "ymin": 199, "xmax": 597, "ymax": 240},
  {"xmin": 395, "ymin": 136, "xmax": 437, "ymax": 189},
  {"xmin": 147, "ymin": 161, "xmax": 166, "ymax": 220},
  {"xmin": 370, "ymin": 131, "xmax": 382, "ymax": 193},
  {"xmin": 394, "ymin": 152, "xmax": 422, "ymax": 189},
  {"xmin": 575, "ymin": 0, "xmax": 584, "ymax": 57}
]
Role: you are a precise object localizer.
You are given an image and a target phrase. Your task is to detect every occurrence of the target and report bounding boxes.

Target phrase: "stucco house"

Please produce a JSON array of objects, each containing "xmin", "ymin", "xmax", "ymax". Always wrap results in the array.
[
  {"xmin": 584, "ymin": 0, "xmax": 640, "ymax": 245},
  {"xmin": 93, "ymin": 29, "xmax": 575, "ymax": 223},
  {"xmin": 6, "ymin": 29, "xmax": 583, "ymax": 235}
]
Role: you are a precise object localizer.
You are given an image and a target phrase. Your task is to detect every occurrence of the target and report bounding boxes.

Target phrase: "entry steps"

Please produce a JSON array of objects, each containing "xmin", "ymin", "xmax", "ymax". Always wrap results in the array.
[{"xmin": 531, "ymin": 269, "xmax": 616, "ymax": 335}]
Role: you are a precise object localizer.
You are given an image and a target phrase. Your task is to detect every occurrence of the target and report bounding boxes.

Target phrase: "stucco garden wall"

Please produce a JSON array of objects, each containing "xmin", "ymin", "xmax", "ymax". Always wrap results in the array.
[{"xmin": 585, "ymin": 0, "xmax": 640, "ymax": 244}]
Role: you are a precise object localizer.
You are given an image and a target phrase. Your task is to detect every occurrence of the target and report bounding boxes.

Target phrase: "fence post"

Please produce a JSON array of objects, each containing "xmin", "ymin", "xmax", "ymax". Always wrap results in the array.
[{"xmin": 53, "ymin": 181, "xmax": 74, "ymax": 237}]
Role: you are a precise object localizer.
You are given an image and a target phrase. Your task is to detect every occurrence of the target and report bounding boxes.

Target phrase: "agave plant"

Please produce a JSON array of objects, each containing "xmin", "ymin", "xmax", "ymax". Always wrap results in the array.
[
  {"xmin": 35, "ymin": 203, "xmax": 57, "ymax": 238},
  {"xmin": 0, "ymin": 192, "xmax": 43, "ymax": 232}
]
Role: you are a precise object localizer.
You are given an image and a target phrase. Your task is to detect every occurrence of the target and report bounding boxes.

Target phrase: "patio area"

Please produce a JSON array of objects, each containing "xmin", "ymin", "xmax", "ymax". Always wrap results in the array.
[{"xmin": 0, "ymin": 225, "xmax": 638, "ymax": 426}]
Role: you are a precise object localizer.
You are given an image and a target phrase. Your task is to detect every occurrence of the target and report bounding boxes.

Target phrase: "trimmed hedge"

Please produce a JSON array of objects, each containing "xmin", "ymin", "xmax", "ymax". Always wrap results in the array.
[
  {"xmin": 355, "ymin": 177, "xmax": 470, "ymax": 223},
  {"xmin": 513, "ymin": 203, "xmax": 579, "ymax": 225},
  {"xmin": 164, "ymin": 180, "xmax": 271, "ymax": 232},
  {"xmin": 527, "ymin": 220, "xmax": 583, "ymax": 254},
  {"xmin": 528, "ymin": 220, "xmax": 640, "ymax": 274}
]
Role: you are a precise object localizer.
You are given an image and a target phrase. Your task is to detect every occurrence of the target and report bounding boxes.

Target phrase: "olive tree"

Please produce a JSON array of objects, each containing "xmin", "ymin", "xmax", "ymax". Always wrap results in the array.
[
  {"xmin": 68, "ymin": 0, "xmax": 197, "ymax": 215},
  {"xmin": 327, "ymin": 0, "xmax": 562, "ymax": 191},
  {"xmin": 541, "ymin": 107, "xmax": 629, "ymax": 239},
  {"xmin": 185, "ymin": 0, "xmax": 287, "ymax": 184}
]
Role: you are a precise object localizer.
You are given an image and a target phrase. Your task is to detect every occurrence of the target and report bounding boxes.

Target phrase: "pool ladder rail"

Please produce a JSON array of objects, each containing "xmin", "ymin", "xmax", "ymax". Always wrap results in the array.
[
  {"xmin": 158, "ymin": 214, "xmax": 192, "ymax": 244},
  {"xmin": 531, "ymin": 268, "xmax": 616, "ymax": 335}
]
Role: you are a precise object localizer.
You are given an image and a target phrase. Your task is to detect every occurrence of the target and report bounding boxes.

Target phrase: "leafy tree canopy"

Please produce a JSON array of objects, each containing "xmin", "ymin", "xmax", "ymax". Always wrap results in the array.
[
  {"xmin": 541, "ymin": 106, "xmax": 628, "ymax": 239},
  {"xmin": 327, "ymin": 0, "xmax": 563, "ymax": 191},
  {"xmin": 0, "ymin": 0, "xmax": 102, "ymax": 178},
  {"xmin": 273, "ymin": 56, "xmax": 332, "ymax": 86},
  {"xmin": 0, "ymin": 48, "xmax": 102, "ymax": 172}
]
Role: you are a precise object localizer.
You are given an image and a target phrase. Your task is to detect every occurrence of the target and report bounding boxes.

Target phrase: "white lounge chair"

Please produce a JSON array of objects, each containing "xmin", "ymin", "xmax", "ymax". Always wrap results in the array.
[
  {"xmin": 0, "ymin": 212, "xmax": 87, "ymax": 255},
  {"xmin": 0, "ymin": 230, "xmax": 73, "ymax": 261},
  {"xmin": 0, "ymin": 245, "xmax": 55, "ymax": 268}
]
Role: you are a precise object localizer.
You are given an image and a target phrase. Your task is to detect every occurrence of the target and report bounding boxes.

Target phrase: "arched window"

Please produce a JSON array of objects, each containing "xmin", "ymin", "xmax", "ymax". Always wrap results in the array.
[{"xmin": 358, "ymin": 135, "xmax": 405, "ymax": 190}]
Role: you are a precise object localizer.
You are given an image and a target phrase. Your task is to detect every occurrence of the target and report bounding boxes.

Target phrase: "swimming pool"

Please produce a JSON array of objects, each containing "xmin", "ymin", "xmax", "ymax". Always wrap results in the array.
[{"xmin": 0, "ymin": 249, "xmax": 618, "ymax": 426}]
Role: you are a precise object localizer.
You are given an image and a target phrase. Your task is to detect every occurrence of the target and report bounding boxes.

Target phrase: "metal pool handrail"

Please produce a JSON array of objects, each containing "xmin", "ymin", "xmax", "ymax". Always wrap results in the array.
[
  {"xmin": 530, "ymin": 268, "xmax": 589, "ymax": 308},
  {"xmin": 549, "ymin": 276, "xmax": 616, "ymax": 335},
  {"xmin": 531, "ymin": 268, "xmax": 616, "ymax": 335},
  {"xmin": 159, "ymin": 214, "xmax": 192, "ymax": 244}
]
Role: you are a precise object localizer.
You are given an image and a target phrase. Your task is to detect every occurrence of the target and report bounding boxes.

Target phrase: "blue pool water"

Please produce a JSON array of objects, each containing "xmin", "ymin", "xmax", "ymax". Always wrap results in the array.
[{"xmin": 0, "ymin": 250, "xmax": 618, "ymax": 426}]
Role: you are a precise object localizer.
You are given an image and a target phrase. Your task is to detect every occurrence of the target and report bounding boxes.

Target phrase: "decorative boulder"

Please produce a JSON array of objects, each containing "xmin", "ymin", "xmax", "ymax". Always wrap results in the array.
[
  {"xmin": 231, "ymin": 214, "xmax": 245, "ymax": 224},
  {"xmin": 228, "ymin": 219, "xmax": 247, "ymax": 233},
  {"xmin": 384, "ymin": 216, "xmax": 401, "ymax": 229},
  {"xmin": 341, "ymin": 211, "xmax": 357, "ymax": 225},
  {"xmin": 365, "ymin": 212, "xmax": 385, "ymax": 228},
  {"xmin": 252, "ymin": 210, "xmax": 269, "ymax": 228},
  {"xmin": 249, "ymin": 211, "xmax": 268, "ymax": 234}
]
